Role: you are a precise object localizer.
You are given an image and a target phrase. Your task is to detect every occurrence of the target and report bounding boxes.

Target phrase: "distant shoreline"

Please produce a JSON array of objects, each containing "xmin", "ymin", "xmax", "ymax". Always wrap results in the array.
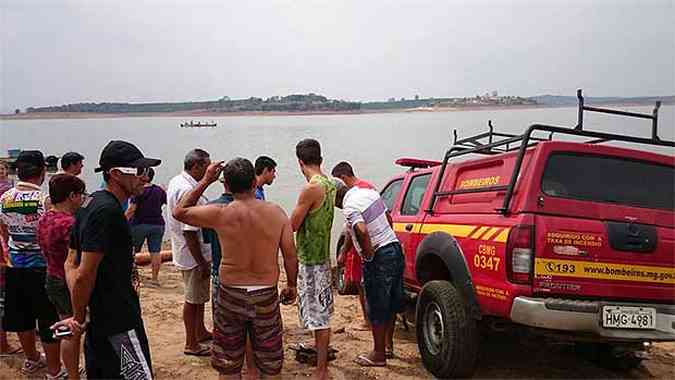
[{"xmin": 0, "ymin": 101, "xmax": 669, "ymax": 121}]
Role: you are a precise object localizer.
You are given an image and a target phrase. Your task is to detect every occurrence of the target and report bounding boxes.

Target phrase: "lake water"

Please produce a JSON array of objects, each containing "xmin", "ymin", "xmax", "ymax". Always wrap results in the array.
[{"xmin": 2, "ymin": 105, "xmax": 673, "ymax": 248}]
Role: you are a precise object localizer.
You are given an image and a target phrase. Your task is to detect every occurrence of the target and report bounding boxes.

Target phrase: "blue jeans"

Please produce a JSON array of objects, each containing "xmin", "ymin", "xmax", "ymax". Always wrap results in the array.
[
  {"xmin": 363, "ymin": 242, "xmax": 405, "ymax": 326},
  {"xmin": 131, "ymin": 224, "xmax": 165, "ymax": 253}
]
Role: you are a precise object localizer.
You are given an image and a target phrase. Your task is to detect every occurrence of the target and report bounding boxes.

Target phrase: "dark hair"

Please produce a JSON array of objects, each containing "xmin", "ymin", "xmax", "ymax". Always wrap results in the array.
[
  {"xmin": 295, "ymin": 139, "xmax": 322, "ymax": 166},
  {"xmin": 146, "ymin": 167, "xmax": 155, "ymax": 182},
  {"xmin": 254, "ymin": 156, "xmax": 277, "ymax": 175},
  {"xmin": 102, "ymin": 171, "xmax": 110, "ymax": 183},
  {"xmin": 17, "ymin": 163, "xmax": 43, "ymax": 181},
  {"xmin": 331, "ymin": 161, "xmax": 355, "ymax": 178},
  {"xmin": 222, "ymin": 157, "xmax": 255, "ymax": 194},
  {"xmin": 184, "ymin": 149, "xmax": 210, "ymax": 171},
  {"xmin": 49, "ymin": 174, "xmax": 86, "ymax": 203},
  {"xmin": 61, "ymin": 152, "xmax": 84, "ymax": 170},
  {"xmin": 334, "ymin": 180, "xmax": 349, "ymax": 209}
]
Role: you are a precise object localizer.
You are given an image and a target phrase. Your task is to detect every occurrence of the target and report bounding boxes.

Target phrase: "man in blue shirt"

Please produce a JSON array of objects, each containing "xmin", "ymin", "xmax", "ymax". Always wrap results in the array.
[
  {"xmin": 205, "ymin": 179, "xmax": 234, "ymax": 301},
  {"xmin": 254, "ymin": 156, "xmax": 276, "ymax": 201}
]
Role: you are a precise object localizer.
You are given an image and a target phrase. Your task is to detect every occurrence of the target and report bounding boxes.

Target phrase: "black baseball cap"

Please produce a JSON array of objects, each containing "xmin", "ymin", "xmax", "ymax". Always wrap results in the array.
[
  {"xmin": 94, "ymin": 140, "xmax": 161, "ymax": 173},
  {"xmin": 15, "ymin": 150, "xmax": 46, "ymax": 168}
]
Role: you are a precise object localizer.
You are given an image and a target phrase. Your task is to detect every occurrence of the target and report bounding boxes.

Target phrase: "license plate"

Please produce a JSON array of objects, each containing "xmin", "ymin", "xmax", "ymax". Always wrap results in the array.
[{"xmin": 602, "ymin": 306, "xmax": 656, "ymax": 329}]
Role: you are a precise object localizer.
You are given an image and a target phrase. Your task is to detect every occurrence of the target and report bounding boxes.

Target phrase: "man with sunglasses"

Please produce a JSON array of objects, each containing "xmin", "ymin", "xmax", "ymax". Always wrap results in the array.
[{"xmin": 55, "ymin": 140, "xmax": 160, "ymax": 380}]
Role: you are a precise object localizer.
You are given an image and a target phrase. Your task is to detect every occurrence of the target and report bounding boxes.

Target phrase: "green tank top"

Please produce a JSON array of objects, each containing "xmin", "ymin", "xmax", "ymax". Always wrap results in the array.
[{"xmin": 296, "ymin": 175, "xmax": 336, "ymax": 265}]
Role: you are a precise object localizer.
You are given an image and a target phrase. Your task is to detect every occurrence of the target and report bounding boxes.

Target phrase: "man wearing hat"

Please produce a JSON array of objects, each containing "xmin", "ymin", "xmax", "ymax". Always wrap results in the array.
[
  {"xmin": 0, "ymin": 150, "xmax": 66, "ymax": 378},
  {"xmin": 56, "ymin": 141, "xmax": 160, "ymax": 380}
]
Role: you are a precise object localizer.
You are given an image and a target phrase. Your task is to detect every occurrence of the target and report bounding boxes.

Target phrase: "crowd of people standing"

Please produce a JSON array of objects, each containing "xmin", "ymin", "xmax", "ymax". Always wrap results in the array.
[{"xmin": 0, "ymin": 138, "xmax": 405, "ymax": 380}]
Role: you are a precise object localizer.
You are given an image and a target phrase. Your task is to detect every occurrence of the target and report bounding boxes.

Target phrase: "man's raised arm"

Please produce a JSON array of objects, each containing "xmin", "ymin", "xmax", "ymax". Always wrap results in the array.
[{"xmin": 172, "ymin": 161, "xmax": 224, "ymax": 229}]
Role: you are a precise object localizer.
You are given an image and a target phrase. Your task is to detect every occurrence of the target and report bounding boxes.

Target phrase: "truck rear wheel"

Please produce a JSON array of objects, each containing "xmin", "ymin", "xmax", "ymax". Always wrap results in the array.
[{"xmin": 416, "ymin": 280, "xmax": 479, "ymax": 378}]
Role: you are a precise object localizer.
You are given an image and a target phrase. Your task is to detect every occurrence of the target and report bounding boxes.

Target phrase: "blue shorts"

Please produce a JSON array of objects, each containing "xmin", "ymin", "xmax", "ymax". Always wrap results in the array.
[
  {"xmin": 132, "ymin": 224, "xmax": 165, "ymax": 253},
  {"xmin": 363, "ymin": 242, "xmax": 405, "ymax": 326}
]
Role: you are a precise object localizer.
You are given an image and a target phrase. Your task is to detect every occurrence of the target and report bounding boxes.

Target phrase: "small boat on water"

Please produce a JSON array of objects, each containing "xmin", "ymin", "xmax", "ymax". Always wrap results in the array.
[{"xmin": 180, "ymin": 121, "xmax": 217, "ymax": 128}]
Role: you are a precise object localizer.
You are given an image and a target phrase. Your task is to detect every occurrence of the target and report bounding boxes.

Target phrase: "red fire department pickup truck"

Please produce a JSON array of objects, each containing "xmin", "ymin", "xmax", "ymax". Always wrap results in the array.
[{"xmin": 336, "ymin": 90, "xmax": 674, "ymax": 378}]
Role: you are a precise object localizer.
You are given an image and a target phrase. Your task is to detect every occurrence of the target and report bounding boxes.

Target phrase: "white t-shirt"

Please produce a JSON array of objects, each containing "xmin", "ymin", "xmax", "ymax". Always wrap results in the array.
[
  {"xmin": 166, "ymin": 172, "xmax": 211, "ymax": 270},
  {"xmin": 342, "ymin": 187, "xmax": 398, "ymax": 257}
]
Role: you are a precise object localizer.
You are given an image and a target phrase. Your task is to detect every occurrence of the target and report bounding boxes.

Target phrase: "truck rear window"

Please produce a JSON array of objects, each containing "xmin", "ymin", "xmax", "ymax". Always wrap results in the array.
[{"xmin": 541, "ymin": 153, "xmax": 674, "ymax": 210}]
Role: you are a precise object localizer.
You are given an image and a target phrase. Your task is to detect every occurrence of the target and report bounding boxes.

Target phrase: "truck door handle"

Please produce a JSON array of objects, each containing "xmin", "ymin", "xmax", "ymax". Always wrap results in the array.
[{"xmin": 405, "ymin": 224, "xmax": 414, "ymax": 231}]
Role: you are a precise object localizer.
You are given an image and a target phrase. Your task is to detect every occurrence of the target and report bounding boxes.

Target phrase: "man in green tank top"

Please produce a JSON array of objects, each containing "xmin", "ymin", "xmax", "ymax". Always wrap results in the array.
[{"xmin": 291, "ymin": 139, "xmax": 336, "ymax": 380}]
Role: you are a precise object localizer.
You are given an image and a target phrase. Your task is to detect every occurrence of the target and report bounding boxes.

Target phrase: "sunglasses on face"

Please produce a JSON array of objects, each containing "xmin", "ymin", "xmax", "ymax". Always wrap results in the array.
[{"xmin": 109, "ymin": 167, "xmax": 150, "ymax": 177}]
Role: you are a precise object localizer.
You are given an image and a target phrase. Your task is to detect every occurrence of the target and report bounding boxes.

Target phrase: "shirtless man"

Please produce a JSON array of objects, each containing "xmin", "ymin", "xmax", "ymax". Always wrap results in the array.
[{"xmin": 172, "ymin": 157, "xmax": 298, "ymax": 379}]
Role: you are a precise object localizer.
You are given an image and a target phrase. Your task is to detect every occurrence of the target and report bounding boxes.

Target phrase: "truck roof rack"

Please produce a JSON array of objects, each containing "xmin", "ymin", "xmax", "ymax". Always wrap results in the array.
[{"xmin": 427, "ymin": 89, "xmax": 674, "ymax": 215}]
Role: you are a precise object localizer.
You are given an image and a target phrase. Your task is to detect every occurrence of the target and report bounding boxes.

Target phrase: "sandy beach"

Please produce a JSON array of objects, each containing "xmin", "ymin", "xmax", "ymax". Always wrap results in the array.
[{"xmin": 1, "ymin": 262, "xmax": 674, "ymax": 380}]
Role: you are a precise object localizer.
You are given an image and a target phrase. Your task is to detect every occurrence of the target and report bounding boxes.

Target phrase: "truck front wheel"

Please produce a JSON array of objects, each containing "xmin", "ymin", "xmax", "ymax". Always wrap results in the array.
[{"xmin": 416, "ymin": 280, "xmax": 479, "ymax": 378}]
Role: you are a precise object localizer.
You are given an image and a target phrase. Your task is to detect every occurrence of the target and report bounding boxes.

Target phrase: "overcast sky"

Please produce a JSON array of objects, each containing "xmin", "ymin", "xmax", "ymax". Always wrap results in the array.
[{"xmin": 1, "ymin": 0, "xmax": 673, "ymax": 113}]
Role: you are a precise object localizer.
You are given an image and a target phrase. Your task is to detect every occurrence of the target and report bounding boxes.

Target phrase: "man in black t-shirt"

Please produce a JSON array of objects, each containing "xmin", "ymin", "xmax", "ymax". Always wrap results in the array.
[{"xmin": 54, "ymin": 141, "xmax": 160, "ymax": 380}]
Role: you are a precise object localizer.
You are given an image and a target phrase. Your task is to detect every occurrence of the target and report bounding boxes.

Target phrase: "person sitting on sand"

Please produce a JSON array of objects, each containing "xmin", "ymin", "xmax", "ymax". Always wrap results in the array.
[{"xmin": 173, "ymin": 157, "xmax": 298, "ymax": 379}]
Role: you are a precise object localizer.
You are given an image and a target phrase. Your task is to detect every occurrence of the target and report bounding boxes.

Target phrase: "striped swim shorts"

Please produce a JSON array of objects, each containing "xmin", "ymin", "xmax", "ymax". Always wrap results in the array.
[{"xmin": 212, "ymin": 285, "xmax": 284, "ymax": 376}]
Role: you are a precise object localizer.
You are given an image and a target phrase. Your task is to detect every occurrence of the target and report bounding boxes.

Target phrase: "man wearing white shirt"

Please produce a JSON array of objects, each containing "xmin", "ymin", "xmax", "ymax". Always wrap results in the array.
[
  {"xmin": 167, "ymin": 149, "xmax": 213, "ymax": 357},
  {"xmin": 334, "ymin": 178, "xmax": 404, "ymax": 368}
]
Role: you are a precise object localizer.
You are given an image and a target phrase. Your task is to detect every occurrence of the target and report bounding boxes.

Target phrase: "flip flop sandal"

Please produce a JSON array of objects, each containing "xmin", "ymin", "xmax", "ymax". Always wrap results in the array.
[
  {"xmin": 184, "ymin": 345, "xmax": 211, "ymax": 357},
  {"xmin": 353, "ymin": 354, "xmax": 386, "ymax": 367}
]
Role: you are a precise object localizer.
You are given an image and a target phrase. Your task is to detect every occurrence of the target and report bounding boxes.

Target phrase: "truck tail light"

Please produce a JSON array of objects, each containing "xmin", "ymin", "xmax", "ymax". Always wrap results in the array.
[{"xmin": 506, "ymin": 224, "xmax": 534, "ymax": 284}]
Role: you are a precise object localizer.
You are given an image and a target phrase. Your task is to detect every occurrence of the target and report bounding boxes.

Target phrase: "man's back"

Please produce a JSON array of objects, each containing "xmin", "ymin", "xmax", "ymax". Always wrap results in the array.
[
  {"xmin": 295, "ymin": 174, "xmax": 336, "ymax": 266},
  {"xmin": 214, "ymin": 198, "xmax": 288, "ymax": 286},
  {"xmin": 0, "ymin": 183, "xmax": 48, "ymax": 268}
]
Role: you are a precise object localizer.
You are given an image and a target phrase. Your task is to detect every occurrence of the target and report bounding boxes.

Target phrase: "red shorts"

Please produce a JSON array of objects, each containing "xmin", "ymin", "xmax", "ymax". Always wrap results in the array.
[{"xmin": 345, "ymin": 247, "xmax": 363, "ymax": 285}]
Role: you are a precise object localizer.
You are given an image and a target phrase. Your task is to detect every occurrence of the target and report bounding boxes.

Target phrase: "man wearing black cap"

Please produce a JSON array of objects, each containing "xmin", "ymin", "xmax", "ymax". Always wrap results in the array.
[
  {"xmin": 55, "ymin": 141, "xmax": 160, "ymax": 380},
  {"xmin": 60, "ymin": 152, "xmax": 85, "ymax": 177},
  {"xmin": 0, "ymin": 151, "xmax": 66, "ymax": 378}
]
